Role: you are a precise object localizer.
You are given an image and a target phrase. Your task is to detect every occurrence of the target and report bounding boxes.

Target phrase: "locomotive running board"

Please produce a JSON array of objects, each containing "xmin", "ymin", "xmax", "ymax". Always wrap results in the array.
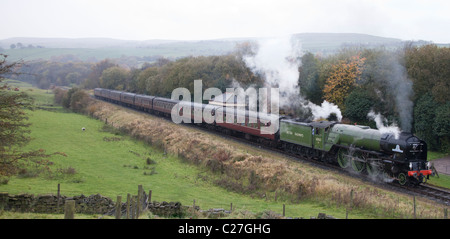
[{"xmin": 337, "ymin": 145, "xmax": 385, "ymax": 158}]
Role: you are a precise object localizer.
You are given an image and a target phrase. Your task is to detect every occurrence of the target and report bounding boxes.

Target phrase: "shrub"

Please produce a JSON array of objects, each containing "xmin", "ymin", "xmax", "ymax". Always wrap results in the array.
[
  {"xmin": 69, "ymin": 90, "xmax": 91, "ymax": 113},
  {"xmin": 146, "ymin": 157, "xmax": 157, "ymax": 165},
  {"xmin": 57, "ymin": 166, "xmax": 77, "ymax": 175},
  {"xmin": 343, "ymin": 88, "xmax": 374, "ymax": 123},
  {"xmin": 53, "ymin": 88, "xmax": 67, "ymax": 105}
]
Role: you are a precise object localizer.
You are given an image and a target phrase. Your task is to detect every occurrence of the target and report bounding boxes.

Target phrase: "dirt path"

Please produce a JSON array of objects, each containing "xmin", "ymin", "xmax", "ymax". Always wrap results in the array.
[{"xmin": 432, "ymin": 156, "xmax": 450, "ymax": 175}]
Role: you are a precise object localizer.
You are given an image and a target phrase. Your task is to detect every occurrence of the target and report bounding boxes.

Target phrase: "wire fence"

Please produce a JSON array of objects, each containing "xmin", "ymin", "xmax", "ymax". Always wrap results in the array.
[{"xmin": 4, "ymin": 183, "xmax": 449, "ymax": 219}]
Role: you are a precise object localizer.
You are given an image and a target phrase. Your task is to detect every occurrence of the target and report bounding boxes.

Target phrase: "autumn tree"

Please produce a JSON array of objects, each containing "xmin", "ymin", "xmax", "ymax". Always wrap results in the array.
[
  {"xmin": 323, "ymin": 54, "xmax": 365, "ymax": 110},
  {"xmin": 83, "ymin": 59, "xmax": 116, "ymax": 89},
  {"xmin": 99, "ymin": 66, "xmax": 129, "ymax": 90}
]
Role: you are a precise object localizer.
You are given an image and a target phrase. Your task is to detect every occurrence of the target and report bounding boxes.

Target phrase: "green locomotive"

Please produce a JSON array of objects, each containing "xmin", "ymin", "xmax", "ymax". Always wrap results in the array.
[
  {"xmin": 95, "ymin": 87, "xmax": 433, "ymax": 186},
  {"xmin": 279, "ymin": 119, "xmax": 433, "ymax": 185}
]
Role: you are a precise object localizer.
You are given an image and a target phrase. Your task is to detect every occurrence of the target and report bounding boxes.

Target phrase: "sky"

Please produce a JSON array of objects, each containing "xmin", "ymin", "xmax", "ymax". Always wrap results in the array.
[{"xmin": 2, "ymin": 0, "xmax": 450, "ymax": 43}]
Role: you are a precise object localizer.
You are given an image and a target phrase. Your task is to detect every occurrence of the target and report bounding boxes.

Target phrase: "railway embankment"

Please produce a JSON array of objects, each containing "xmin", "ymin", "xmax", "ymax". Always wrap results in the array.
[{"xmin": 85, "ymin": 99, "xmax": 449, "ymax": 219}]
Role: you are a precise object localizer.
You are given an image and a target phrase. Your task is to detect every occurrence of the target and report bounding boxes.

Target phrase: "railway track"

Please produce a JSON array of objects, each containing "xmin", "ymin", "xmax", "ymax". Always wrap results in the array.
[
  {"xmin": 405, "ymin": 184, "xmax": 450, "ymax": 205},
  {"xmin": 213, "ymin": 125, "xmax": 450, "ymax": 206},
  {"xmin": 100, "ymin": 98, "xmax": 450, "ymax": 206}
]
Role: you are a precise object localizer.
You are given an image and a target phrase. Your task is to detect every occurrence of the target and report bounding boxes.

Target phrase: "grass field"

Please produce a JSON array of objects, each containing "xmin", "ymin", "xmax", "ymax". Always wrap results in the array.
[
  {"xmin": 0, "ymin": 107, "xmax": 363, "ymax": 219},
  {"xmin": 1, "ymin": 84, "xmax": 449, "ymax": 219},
  {"xmin": 1, "ymin": 42, "xmax": 236, "ymax": 63}
]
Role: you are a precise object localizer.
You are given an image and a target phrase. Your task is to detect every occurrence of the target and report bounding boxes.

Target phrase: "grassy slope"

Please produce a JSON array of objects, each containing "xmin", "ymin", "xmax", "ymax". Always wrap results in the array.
[
  {"xmin": 1, "ymin": 42, "xmax": 235, "ymax": 62},
  {"xmin": 1, "ymin": 84, "xmax": 448, "ymax": 219},
  {"xmin": 0, "ymin": 108, "xmax": 361, "ymax": 219}
]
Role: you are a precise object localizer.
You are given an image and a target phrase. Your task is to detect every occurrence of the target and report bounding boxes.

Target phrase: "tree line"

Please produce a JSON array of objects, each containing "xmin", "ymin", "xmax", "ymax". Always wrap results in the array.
[
  {"xmin": 298, "ymin": 45, "xmax": 449, "ymax": 152},
  {"xmin": 7, "ymin": 43, "xmax": 450, "ymax": 152}
]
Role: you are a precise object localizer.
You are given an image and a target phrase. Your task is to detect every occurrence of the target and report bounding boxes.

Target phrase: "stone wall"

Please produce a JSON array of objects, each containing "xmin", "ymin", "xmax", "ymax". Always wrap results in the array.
[
  {"xmin": 146, "ymin": 201, "xmax": 188, "ymax": 218},
  {"xmin": 0, "ymin": 193, "xmax": 115, "ymax": 214},
  {"xmin": 0, "ymin": 192, "xmax": 187, "ymax": 217}
]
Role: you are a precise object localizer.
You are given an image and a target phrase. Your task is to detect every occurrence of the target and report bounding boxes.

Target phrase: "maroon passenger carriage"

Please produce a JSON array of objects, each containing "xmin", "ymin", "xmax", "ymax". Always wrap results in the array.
[
  {"xmin": 134, "ymin": 94, "xmax": 155, "ymax": 112},
  {"xmin": 120, "ymin": 92, "xmax": 136, "ymax": 107},
  {"xmin": 95, "ymin": 88, "xmax": 280, "ymax": 145},
  {"xmin": 152, "ymin": 97, "xmax": 180, "ymax": 117},
  {"xmin": 215, "ymin": 107, "xmax": 280, "ymax": 143}
]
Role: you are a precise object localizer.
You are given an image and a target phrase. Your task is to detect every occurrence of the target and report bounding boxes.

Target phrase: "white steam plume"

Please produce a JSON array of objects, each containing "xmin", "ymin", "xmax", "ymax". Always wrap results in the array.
[
  {"xmin": 243, "ymin": 35, "xmax": 301, "ymax": 108},
  {"xmin": 388, "ymin": 60, "xmax": 413, "ymax": 132},
  {"xmin": 305, "ymin": 101, "xmax": 342, "ymax": 121},
  {"xmin": 374, "ymin": 53, "xmax": 414, "ymax": 132},
  {"xmin": 243, "ymin": 35, "xmax": 342, "ymax": 121},
  {"xmin": 367, "ymin": 110, "xmax": 400, "ymax": 139}
]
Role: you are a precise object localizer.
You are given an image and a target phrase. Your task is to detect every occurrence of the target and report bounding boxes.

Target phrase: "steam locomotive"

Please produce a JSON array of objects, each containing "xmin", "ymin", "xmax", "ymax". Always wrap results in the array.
[{"xmin": 94, "ymin": 88, "xmax": 434, "ymax": 185}]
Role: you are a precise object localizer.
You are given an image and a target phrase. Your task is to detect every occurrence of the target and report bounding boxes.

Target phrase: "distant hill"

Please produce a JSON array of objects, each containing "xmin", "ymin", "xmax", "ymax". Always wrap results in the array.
[
  {"xmin": 0, "ymin": 37, "xmax": 149, "ymax": 49},
  {"xmin": 293, "ymin": 32, "xmax": 404, "ymax": 53},
  {"xmin": 0, "ymin": 37, "xmax": 214, "ymax": 49},
  {"xmin": 0, "ymin": 33, "xmax": 437, "ymax": 65}
]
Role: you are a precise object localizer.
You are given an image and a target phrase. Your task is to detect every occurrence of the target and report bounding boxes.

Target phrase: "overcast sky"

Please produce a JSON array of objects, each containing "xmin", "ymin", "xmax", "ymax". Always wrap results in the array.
[{"xmin": 2, "ymin": 0, "xmax": 450, "ymax": 43}]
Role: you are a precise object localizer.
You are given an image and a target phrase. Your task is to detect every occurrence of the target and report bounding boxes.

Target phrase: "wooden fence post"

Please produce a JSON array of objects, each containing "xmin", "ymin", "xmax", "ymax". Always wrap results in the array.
[
  {"xmin": 350, "ymin": 189, "xmax": 354, "ymax": 208},
  {"xmin": 131, "ymin": 196, "xmax": 136, "ymax": 219},
  {"xmin": 283, "ymin": 204, "xmax": 285, "ymax": 217},
  {"xmin": 346, "ymin": 189, "xmax": 353, "ymax": 219},
  {"xmin": 0, "ymin": 192, "xmax": 8, "ymax": 210},
  {"xmin": 126, "ymin": 193, "xmax": 131, "ymax": 219},
  {"xmin": 115, "ymin": 195, "xmax": 122, "ymax": 219},
  {"xmin": 64, "ymin": 200, "xmax": 75, "ymax": 219},
  {"xmin": 137, "ymin": 185, "xmax": 143, "ymax": 218},
  {"xmin": 444, "ymin": 208, "xmax": 448, "ymax": 219},
  {"xmin": 413, "ymin": 196, "xmax": 416, "ymax": 219},
  {"xmin": 57, "ymin": 184, "xmax": 61, "ymax": 210},
  {"xmin": 148, "ymin": 190, "xmax": 152, "ymax": 204}
]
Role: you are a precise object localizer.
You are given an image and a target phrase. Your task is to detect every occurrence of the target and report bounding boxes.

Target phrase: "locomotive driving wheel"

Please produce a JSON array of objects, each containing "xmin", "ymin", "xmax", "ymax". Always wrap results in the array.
[
  {"xmin": 397, "ymin": 173, "xmax": 407, "ymax": 186},
  {"xmin": 366, "ymin": 161, "xmax": 380, "ymax": 177},
  {"xmin": 337, "ymin": 148, "xmax": 349, "ymax": 169},
  {"xmin": 350, "ymin": 152, "xmax": 366, "ymax": 173}
]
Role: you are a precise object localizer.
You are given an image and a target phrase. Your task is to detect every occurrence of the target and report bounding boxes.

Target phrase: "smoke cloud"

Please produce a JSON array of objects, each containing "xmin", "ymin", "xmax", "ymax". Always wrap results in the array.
[
  {"xmin": 374, "ymin": 53, "xmax": 414, "ymax": 132},
  {"xmin": 242, "ymin": 35, "xmax": 342, "ymax": 121},
  {"xmin": 305, "ymin": 101, "xmax": 343, "ymax": 121},
  {"xmin": 243, "ymin": 36, "xmax": 301, "ymax": 108},
  {"xmin": 367, "ymin": 110, "xmax": 401, "ymax": 139},
  {"xmin": 389, "ymin": 61, "xmax": 413, "ymax": 132}
]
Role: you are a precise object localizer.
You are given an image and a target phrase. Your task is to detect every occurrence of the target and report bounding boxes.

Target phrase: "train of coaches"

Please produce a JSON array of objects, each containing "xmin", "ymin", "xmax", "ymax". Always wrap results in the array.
[{"xmin": 94, "ymin": 88, "xmax": 434, "ymax": 186}]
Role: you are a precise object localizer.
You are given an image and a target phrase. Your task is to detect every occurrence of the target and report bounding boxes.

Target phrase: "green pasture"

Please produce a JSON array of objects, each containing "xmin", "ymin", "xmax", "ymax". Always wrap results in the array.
[
  {"xmin": 0, "ymin": 85, "xmax": 448, "ymax": 219},
  {"xmin": 1, "ymin": 42, "xmax": 235, "ymax": 62},
  {"xmin": 0, "ymin": 107, "xmax": 363, "ymax": 218}
]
